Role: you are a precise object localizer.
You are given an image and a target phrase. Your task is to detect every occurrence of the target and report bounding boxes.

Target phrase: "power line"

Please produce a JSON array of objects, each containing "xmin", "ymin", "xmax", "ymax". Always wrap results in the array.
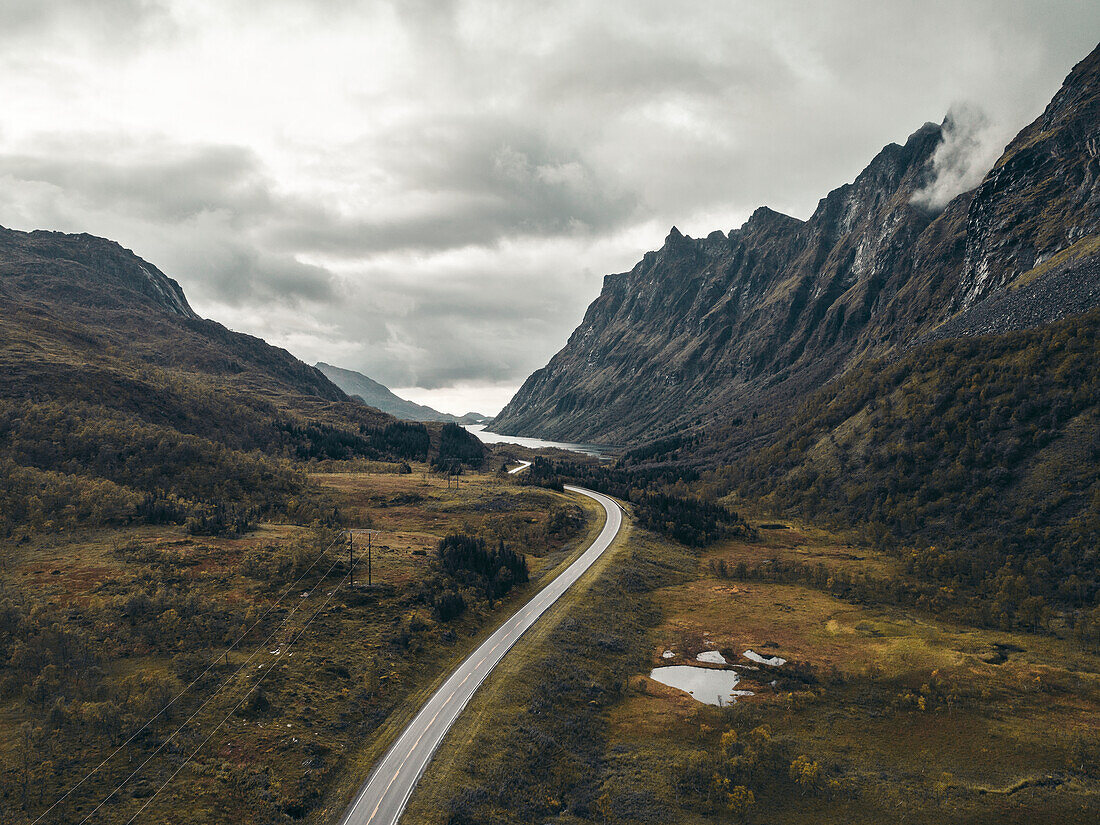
[
  {"xmin": 31, "ymin": 532, "xmax": 343, "ymax": 825},
  {"xmin": 123, "ymin": 569, "xmax": 353, "ymax": 825},
  {"xmin": 74, "ymin": 549, "xmax": 346, "ymax": 825}
]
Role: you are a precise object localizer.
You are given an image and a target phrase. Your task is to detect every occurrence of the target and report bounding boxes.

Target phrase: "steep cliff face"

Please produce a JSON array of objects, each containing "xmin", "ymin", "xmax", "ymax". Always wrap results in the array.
[
  {"xmin": 957, "ymin": 45, "xmax": 1100, "ymax": 309},
  {"xmin": 494, "ymin": 123, "xmax": 956, "ymax": 443},
  {"xmin": 493, "ymin": 45, "xmax": 1100, "ymax": 446}
]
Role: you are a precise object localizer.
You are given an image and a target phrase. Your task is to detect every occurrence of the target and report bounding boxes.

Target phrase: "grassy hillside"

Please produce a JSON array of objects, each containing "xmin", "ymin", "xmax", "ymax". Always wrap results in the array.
[
  {"xmin": 0, "ymin": 227, "xmax": 498, "ymax": 536},
  {"xmin": 724, "ymin": 309, "xmax": 1100, "ymax": 639}
]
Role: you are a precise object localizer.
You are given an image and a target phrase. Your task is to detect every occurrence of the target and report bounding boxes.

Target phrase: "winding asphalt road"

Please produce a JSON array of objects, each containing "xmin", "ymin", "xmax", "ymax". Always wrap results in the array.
[{"xmin": 337, "ymin": 474, "xmax": 622, "ymax": 825}]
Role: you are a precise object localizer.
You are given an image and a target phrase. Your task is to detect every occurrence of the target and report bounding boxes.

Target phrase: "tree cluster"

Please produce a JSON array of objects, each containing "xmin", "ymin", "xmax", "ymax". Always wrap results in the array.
[
  {"xmin": 0, "ymin": 396, "xmax": 429, "ymax": 536},
  {"xmin": 436, "ymin": 532, "xmax": 529, "ymax": 603},
  {"xmin": 432, "ymin": 423, "xmax": 485, "ymax": 470},
  {"xmin": 521, "ymin": 457, "xmax": 750, "ymax": 547}
]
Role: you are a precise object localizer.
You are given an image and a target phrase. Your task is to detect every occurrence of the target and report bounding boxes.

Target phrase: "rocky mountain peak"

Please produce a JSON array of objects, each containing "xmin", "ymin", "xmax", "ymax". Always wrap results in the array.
[
  {"xmin": 743, "ymin": 206, "xmax": 803, "ymax": 234},
  {"xmin": 491, "ymin": 43, "xmax": 1100, "ymax": 446},
  {"xmin": 664, "ymin": 225, "xmax": 687, "ymax": 246}
]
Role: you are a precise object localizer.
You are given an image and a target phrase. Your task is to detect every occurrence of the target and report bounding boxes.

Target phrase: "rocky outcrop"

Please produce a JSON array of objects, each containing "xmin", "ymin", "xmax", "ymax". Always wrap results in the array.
[
  {"xmin": 492, "ymin": 44, "xmax": 1100, "ymax": 446},
  {"xmin": 957, "ymin": 46, "xmax": 1100, "ymax": 308}
]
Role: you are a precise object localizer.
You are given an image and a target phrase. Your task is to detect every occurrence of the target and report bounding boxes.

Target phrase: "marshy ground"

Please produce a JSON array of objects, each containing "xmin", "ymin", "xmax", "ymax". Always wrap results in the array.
[{"xmin": 407, "ymin": 506, "xmax": 1100, "ymax": 824}]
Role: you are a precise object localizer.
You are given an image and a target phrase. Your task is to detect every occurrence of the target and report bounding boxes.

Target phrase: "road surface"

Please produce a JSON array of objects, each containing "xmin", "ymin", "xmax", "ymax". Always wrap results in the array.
[{"xmin": 338, "ymin": 482, "xmax": 622, "ymax": 825}]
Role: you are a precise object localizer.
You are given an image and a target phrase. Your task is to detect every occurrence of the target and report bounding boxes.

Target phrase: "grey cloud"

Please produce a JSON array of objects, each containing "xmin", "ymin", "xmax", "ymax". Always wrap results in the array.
[
  {"xmin": 275, "ymin": 118, "xmax": 639, "ymax": 255},
  {"xmin": 0, "ymin": 143, "xmax": 275, "ymax": 225},
  {"xmin": 316, "ymin": 243, "xmax": 604, "ymax": 389},
  {"xmin": 0, "ymin": 0, "xmax": 176, "ymax": 46},
  {"xmin": 329, "ymin": 293, "xmax": 574, "ymax": 389},
  {"xmin": 166, "ymin": 232, "xmax": 337, "ymax": 306},
  {"xmin": 527, "ymin": 13, "xmax": 794, "ymax": 106}
]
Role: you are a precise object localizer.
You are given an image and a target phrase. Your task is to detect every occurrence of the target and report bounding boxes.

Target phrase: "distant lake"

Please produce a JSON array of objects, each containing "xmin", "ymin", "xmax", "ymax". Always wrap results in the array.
[{"xmin": 463, "ymin": 424, "xmax": 608, "ymax": 458}]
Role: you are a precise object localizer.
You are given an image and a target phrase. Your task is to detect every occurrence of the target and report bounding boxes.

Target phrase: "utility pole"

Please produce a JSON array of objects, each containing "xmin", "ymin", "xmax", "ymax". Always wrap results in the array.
[
  {"xmin": 348, "ymin": 530, "xmax": 354, "ymax": 588},
  {"xmin": 350, "ymin": 529, "xmax": 382, "ymax": 587},
  {"xmin": 444, "ymin": 458, "xmax": 461, "ymax": 489}
]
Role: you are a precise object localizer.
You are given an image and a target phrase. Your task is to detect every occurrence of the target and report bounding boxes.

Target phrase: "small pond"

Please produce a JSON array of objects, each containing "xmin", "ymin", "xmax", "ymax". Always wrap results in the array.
[{"xmin": 649, "ymin": 665, "xmax": 754, "ymax": 706}]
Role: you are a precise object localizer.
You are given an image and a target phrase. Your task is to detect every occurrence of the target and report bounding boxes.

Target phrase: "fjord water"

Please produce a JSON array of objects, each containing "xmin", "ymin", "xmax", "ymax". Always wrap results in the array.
[{"xmin": 463, "ymin": 424, "xmax": 607, "ymax": 457}]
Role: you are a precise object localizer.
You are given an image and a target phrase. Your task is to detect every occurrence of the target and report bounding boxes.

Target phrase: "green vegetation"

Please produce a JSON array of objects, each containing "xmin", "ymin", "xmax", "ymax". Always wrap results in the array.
[
  {"xmin": 0, "ymin": 394, "xmax": 442, "ymax": 538},
  {"xmin": 433, "ymin": 422, "xmax": 487, "ymax": 470},
  {"xmin": 0, "ymin": 466, "xmax": 592, "ymax": 824},
  {"xmin": 522, "ymin": 457, "xmax": 751, "ymax": 546},
  {"xmin": 0, "ymin": 399, "xmax": 305, "ymax": 534},
  {"xmin": 436, "ymin": 533, "xmax": 529, "ymax": 603},
  {"xmin": 0, "ymin": 268, "xmax": 442, "ymax": 540},
  {"xmin": 726, "ymin": 310, "xmax": 1100, "ymax": 640},
  {"xmin": 409, "ymin": 516, "xmax": 1100, "ymax": 825}
]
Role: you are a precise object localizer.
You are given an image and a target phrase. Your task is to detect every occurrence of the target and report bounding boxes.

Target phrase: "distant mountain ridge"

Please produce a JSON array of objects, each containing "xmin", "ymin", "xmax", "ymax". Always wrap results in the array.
[
  {"xmin": 315, "ymin": 361, "xmax": 489, "ymax": 424},
  {"xmin": 492, "ymin": 44, "xmax": 1100, "ymax": 447}
]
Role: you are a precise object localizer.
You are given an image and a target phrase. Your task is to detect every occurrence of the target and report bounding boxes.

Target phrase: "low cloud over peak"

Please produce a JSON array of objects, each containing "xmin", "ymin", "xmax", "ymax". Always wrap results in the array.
[{"xmin": 911, "ymin": 104, "xmax": 1008, "ymax": 212}]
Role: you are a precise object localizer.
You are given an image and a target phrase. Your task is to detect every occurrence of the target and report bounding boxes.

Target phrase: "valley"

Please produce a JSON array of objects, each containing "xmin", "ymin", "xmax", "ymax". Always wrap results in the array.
[
  {"xmin": 0, "ymin": 22, "xmax": 1097, "ymax": 825},
  {"xmin": 0, "ymin": 461, "xmax": 601, "ymax": 824},
  {"xmin": 404, "ymin": 508, "xmax": 1100, "ymax": 824}
]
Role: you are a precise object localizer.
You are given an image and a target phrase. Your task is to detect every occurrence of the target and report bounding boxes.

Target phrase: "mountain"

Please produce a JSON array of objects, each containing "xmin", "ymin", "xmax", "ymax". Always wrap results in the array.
[
  {"xmin": 314, "ymin": 362, "xmax": 489, "ymax": 424},
  {"xmin": 492, "ymin": 44, "xmax": 1100, "ymax": 447},
  {"xmin": 0, "ymin": 226, "xmax": 354, "ymax": 412},
  {"xmin": 0, "ymin": 226, "xmax": 446, "ymax": 534}
]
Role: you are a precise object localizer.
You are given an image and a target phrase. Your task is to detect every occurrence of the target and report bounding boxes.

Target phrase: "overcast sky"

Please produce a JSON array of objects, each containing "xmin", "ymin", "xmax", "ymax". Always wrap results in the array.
[{"xmin": 1, "ymin": 1, "xmax": 1096, "ymax": 415}]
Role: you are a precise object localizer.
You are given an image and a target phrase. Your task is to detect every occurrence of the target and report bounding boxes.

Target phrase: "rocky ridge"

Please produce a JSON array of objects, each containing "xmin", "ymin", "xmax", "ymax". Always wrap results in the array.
[
  {"xmin": 0, "ymin": 224, "xmax": 350, "ymax": 406},
  {"xmin": 492, "ymin": 44, "xmax": 1100, "ymax": 447}
]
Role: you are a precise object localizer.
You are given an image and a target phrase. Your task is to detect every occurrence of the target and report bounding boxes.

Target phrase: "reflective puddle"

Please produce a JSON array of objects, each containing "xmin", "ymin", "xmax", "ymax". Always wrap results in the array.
[{"xmin": 649, "ymin": 665, "xmax": 754, "ymax": 706}]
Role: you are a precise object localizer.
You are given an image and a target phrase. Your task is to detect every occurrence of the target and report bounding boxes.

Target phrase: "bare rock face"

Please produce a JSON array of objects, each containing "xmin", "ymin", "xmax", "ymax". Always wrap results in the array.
[
  {"xmin": 957, "ymin": 45, "xmax": 1100, "ymax": 309},
  {"xmin": 492, "ymin": 45, "xmax": 1100, "ymax": 447}
]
